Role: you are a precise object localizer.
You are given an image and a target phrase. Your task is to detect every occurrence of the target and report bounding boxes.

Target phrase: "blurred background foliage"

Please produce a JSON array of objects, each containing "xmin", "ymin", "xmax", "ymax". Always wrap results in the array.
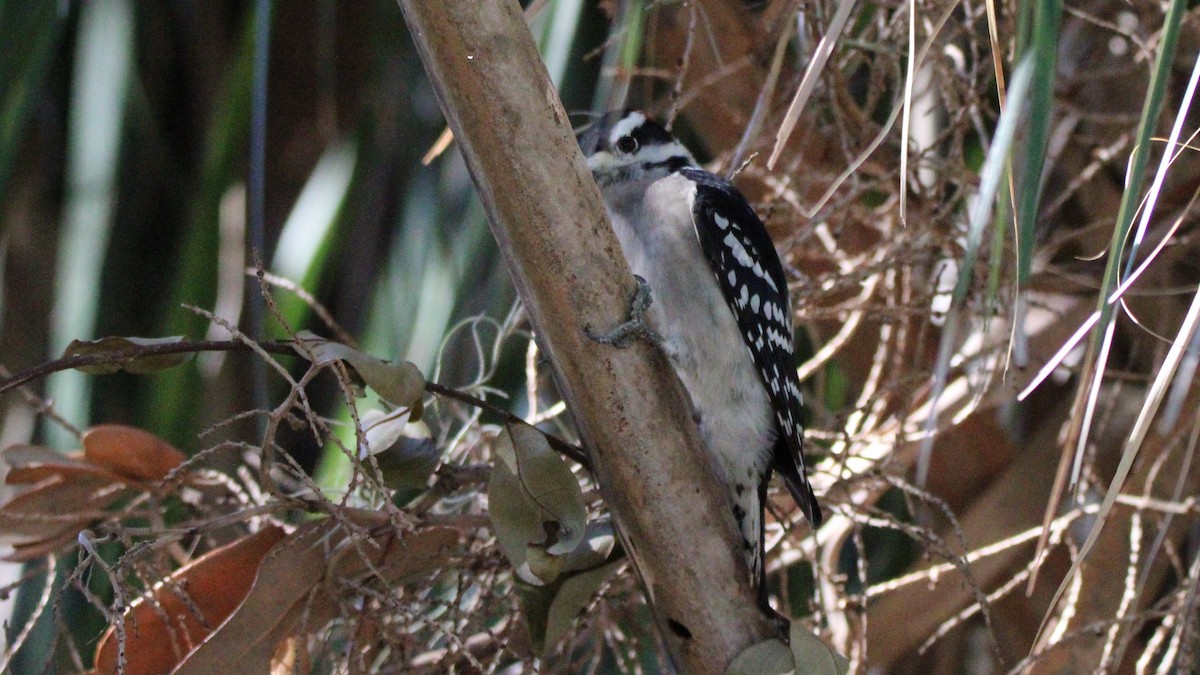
[{"xmin": 2, "ymin": 0, "xmax": 1200, "ymax": 672}]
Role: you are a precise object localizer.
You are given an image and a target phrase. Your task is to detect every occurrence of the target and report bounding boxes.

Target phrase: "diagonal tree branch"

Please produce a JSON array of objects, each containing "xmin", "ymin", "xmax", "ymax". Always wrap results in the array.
[{"xmin": 394, "ymin": 0, "xmax": 779, "ymax": 670}]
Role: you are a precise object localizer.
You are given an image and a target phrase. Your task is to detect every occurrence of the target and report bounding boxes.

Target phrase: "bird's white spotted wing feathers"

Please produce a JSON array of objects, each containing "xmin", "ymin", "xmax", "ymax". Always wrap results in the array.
[{"xmin": 681, "ymin": 167, "xmax": 822, "ymax": 528}]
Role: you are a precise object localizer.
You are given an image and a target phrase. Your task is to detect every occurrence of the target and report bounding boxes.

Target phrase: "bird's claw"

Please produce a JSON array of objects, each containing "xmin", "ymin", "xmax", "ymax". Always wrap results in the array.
[{"xmin": 586, "ymin": 275, "xmax": 663, "ymax": 348}]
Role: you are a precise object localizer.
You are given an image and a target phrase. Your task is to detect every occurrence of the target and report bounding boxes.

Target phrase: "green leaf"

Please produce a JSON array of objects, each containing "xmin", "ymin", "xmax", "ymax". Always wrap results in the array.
[
  {"xmin": 361, "ymin": 409, "xmax": 439, "ymax": 491},
  {"xmin": 541, "ymin": 560, "xmax": 622, "ymax": 655},
  {"xmin": 514, "ymin": 577, "xmax": 553, "ymax": 652},
  {"xmin": 0, "ymin": 2, "xmax": 67, "ymax": 201},
  {"xmin": 524, "ymin": 545, "xmax": 564, "ymax": 586},
  {"xmin": 789, "ymin": 622, "xmax": 848, "ymax": 675},
  {"xmin": 269, "ymin": 141, "xmax": 358, "ymax": 332},
  {"xmin": 524, "ymin": 519, "xmax": 618, "ymax": 585},
  {"xmin": 294, "ymin": 330, "xmax": 425, "ymax": 406},
  {"xmin": 487, "ymin": 459, "xmax": 543, "ymax": 572},
  {"xmin": 725, "ymin": 626, "xmax": 846, "ymax": 675},
  {"xmin": 64, "ymin": 336, "xmax": 191, "ymax": 375},
  {"xmin": 510, "ymin": 522, "xmax": 622, "ymax": 653},
  {"xmin": 493, "ymin": 424, "xmax": 586, "ymax": 556},
  {"xmin": 557, "ymin": 519, "xmax": 616, "ymax": 574},
  {"xmin": 726, "ymin": 639, "xmax": 794, "ymax": 675}
]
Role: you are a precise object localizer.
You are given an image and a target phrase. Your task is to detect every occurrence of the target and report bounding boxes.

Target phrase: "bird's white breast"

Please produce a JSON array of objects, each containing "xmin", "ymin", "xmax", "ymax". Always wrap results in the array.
[{"xmin": 601, "ymin": 173, "xmax": 776, "ymax": 495}]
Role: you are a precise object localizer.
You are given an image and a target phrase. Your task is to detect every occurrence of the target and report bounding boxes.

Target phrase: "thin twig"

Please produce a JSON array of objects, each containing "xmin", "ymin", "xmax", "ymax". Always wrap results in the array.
[{"xmin": 0, "ymin": 338, "xmax": 590, "ymax": 470}]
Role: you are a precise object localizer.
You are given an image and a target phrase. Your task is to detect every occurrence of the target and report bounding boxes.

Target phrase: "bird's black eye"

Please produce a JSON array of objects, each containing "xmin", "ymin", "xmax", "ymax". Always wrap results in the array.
[{"xmin": 615, "ymin": 135, "xmax": 638, "ymax": 155}]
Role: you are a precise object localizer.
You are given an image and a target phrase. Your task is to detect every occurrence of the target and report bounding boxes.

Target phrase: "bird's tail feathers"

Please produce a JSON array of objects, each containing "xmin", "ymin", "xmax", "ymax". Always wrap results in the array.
[{"xmin": 772, "ymin": 448, "xmax": 823, "ymax": 528}]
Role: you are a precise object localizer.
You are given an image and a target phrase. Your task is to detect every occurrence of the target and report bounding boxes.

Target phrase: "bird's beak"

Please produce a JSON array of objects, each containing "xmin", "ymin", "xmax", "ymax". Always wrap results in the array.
[{"xmin": 577, "ymin": 120, "xmax": 607, "ymax": 157}]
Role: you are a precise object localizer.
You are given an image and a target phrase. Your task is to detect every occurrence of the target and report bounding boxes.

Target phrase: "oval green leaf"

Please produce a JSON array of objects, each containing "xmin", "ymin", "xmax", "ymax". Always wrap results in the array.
[
  {"xmin": 502, "ymin": 423, "xmax": 586, "ymax": 555},
  {"xmin": 64, "ymin": 335, "xmax": 191, "ymax": 374},
  {"xmin": 541, "ymin": 560, "xmax": 623, "ymax": 655},
  {"xmin": 726, "ymin": 639, "xmax": 795, "ymax": 675},
  {"xmin": 789, "ymin": 623, "xmax": 848, "ymax": 675},
  {"xmin": 294, "ymin": 331, "xmax": 425, "ymax": 406},
  {"xmin": 487, "ymin": 459, "xmax": 543, "ymax": 570},
  {"xmin": 362, "ymin": 411, "xmax": 439, "ymax": 490}
]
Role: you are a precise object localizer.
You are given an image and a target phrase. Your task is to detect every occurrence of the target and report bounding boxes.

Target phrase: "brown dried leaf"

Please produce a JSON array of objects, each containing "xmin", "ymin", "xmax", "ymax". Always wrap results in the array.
[
  {"xmin": 335, "ymin": 523, "xmax": 459, "ymax": 583},
  {"xmin": 172, "ymin": 521, "xmax": 343, "ymax": 674},
  {"xmin": 175, "ymin": 521, "xmax": 459, "ymax": 674},
  {"xmin": 0, "ymin": 475, "xmax": 127, "ymax": 547},
  {"xmin": 91, "ymin": 526, "xmax": 286, "ymax": 675},
  {"xmin": 82, "ymin": 425, "xmax": 187, "ymax": 483},
  {"xmin": 3, "ymin": 528, "xmax": 81, "ymax": 562},
  {"xmin": 0, "ymin": 430, "xmax": 186, "ymax": 561},
  {"xmin": 3, "ymin": 444, "xmax": 119, "ymax": 485}
]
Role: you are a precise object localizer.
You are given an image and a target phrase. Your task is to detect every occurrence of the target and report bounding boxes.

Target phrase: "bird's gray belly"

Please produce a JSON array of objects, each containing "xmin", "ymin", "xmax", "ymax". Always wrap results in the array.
[{"xmin": 609, "ymin": 209, "xmax": 776, "ymax": 484}]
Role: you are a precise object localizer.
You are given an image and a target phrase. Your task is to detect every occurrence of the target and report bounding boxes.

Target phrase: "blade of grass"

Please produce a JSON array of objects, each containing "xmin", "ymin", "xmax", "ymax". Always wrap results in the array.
[
  {"xmin": 1121, "ymin": 53, "xmax": 1200, "ymax": 282},
  {"xmin": 534, "ymin": 0, "xmax": 584, "ymax": 87},
  {"xmin": 246, "ymin": 0, "xmax": 273, "ymax": 427},
  {"xmin": 45, "ymin": 0, "xmax": 134, "ymax": 449},
  {"xmin": 767, "ymin": 0, "xmax": 856, "ymax": 169},
  {"xmin": 915, "ymin": 53, "xmax": 1034, "ymax": 487},
  {"xmin": 1030, "ymin": 0, "xmax": 1190, "ymax": 638},
  {"xmin": 1008, "ymin": 0, "xmax": 1061, "ymax": 372},
  {"xmin": 591, "ymin": 0, "xmax": 643, "ymax": 114},
  {"xmin": 897, "ymin": 0, "xmax": 916, "ymax": 225},
  {"xmin": 1062, "ymin": 0, "xmax": 1187, "ymax": 487},
  {"xmin": 1031, "ymin": 265, "xmax": 1200, "ymax": 654},
  {"xmin": 268, "ymin": 139, "xmax": 358, "ymax": 332},
  {"xmin": 144, "ymin": 17, "xmax": 254, "ymax": 439},
  {"xmin": 1018, "ymin": 180, "xmax": 1200, "ymax": 405},
  {"xmin": 1013, "ymin": 0, "xmax": 1060, "ymax": 289},
  {"xmin": 0, "ymin": 2, "xmax": 67, "ymax": 205}
]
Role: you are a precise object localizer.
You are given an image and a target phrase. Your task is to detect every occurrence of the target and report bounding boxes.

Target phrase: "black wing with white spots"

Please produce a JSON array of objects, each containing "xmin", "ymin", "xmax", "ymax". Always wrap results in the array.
[{"xmin": 681, "ymin": 167, "xmax": 822, "ymax": 528}]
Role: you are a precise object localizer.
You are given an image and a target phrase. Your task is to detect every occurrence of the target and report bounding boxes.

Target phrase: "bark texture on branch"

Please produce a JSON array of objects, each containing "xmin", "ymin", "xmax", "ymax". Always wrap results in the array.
[{"xmin": 395, "ymin": 0, "xmax": 779, "ymax": 670}]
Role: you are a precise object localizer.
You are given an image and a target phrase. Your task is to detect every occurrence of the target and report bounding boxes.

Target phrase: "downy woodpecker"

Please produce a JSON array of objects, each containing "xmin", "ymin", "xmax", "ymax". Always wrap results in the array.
[{"xmin": 584, "ymin": 111, "xmax": 822, "ymax": 599}]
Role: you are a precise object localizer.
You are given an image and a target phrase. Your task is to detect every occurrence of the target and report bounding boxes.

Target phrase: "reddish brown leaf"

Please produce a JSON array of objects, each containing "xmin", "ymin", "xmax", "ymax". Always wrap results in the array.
[
  {"xmin": 0, "ymin": 475, "xmax": 127, "ymax": 547},
  {"xmin": 82, "ymin": 425, "xmax": 187, "ymax": 483},
  {"xmin": 336, "ymin": 523, "xmax": 460, "ymax": 583},
  {"xmin": 3, "ymin": 528, "xmax": 82, "ymax": 562},
  {"xmin": 3, "ymin": 444, "xmax": 124, "ymax": 486},
  {"xmin": 91, "ymin": 526, "xmax": 286, "ymax": 675},
  {"xmin": 173, "ymin": 520, "xmax": 349, "ymax": 674},
  {"xmin": 175, "ymin": 521, "xmax": 459, "ymax": 674}
]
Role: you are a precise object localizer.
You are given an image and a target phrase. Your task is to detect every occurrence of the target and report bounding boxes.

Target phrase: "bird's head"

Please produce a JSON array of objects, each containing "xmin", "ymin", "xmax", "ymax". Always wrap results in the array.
[{"xmin": 582, "ymin": 111, "xmax": 697, "ymax": 188}]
